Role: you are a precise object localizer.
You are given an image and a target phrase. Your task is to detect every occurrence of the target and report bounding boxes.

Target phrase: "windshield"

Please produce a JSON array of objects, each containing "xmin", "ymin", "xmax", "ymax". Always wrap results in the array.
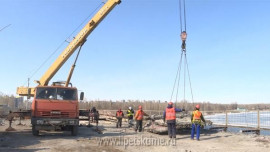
[{"xmin": 36, "ymin": 87, "xmax": 77, "ymax": 100}]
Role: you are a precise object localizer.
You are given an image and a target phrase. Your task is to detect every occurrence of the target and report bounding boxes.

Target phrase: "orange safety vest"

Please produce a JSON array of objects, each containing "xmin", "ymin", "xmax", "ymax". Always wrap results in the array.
[
  {"xmin": 135, "ymin": 110, "xmax": 144, "ymax": 120},
  {"xmin": 166, "ymin": 108, "xmax": 176, "ymax": 120},
  {"xmin": 116, "ymin": 111, "xmax": 123, "ymax": 117},
  {"xmin": 193, "ymin": 110, "xmax": 202, "ymax": 121}
]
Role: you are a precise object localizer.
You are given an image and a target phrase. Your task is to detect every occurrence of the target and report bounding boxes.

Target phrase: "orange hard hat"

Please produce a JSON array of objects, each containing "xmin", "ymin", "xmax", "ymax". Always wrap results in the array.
[
  {"xmin": 138, "ymin": 105, "xmax": 142, "ymax": 109},
  {"xmin": 168, "ymin": 102, "xmax": 173, "ymax": 105},
  {"xmin": 195, "ymin": 104, "xmax": 200, "ymax": 109}
]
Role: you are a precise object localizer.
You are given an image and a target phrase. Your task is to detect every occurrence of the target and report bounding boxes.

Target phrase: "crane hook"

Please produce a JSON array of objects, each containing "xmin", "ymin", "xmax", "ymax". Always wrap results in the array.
[{"xmin": 181, "ymin": 31, "xmax": 187, "ymax": 51}]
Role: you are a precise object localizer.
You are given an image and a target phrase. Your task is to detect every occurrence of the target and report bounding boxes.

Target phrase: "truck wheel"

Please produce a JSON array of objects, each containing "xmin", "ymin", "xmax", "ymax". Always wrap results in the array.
[
  {"xmin": 32, "ymin": 125, "xmax": 39, "ymax": 136},
  {"xmin": 71, "ymin": 126, "xmax": 78, "ymax": 136}
]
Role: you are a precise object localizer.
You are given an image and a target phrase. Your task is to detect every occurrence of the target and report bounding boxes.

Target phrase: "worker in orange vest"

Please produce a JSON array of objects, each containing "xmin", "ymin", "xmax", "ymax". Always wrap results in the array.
[
  {"xmin": 116, "ymin": 108, "xmax": 124, "ymax": 128},
  {"xmin": 134, "ymin": 105, "xmax": 148, "ymax": 132},
  {"xmin": 191, "ymin": 104, "xmax": 205, "ymax": 140},
  {"xmin": 163, "ymin": 102, "xmax": 185, "ymax": 138}
]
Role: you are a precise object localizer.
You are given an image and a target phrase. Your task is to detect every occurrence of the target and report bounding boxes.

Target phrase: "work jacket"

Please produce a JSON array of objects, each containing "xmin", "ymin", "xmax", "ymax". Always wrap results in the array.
[
  {"xmin": 191, "ymin": 110, "xmax": 205, "ymax": 124},
  {"xmin": 116, "ymin": 111, "xmax": 124, "ymax": 118},
  {"xmin": 163, "ymin": 105, "xmax": 183, "ymax": 123},
  {"xmin": 135, "ymin": 110, "xmax": 147, "ymax": 120},
  {"xmin": 127, "ymin": 109, "xmax": 134, "ymax": 119},
  {"xmin": 166, "ymin": 108, "xmax": 176, "ymax": 120}
]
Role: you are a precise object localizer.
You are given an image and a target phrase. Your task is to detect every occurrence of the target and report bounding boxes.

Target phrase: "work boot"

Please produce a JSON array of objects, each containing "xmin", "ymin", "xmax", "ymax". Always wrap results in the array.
[
  {"xmin": 169, "ymin": 136, "xmax": 172, "ymax": 138},
  {"xmin": 172, "ymin": 136, "xmax": 176, "ymax": 138}
]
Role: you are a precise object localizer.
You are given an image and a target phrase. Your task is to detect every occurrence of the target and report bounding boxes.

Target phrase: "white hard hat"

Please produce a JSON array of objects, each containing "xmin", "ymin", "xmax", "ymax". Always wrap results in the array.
[{"xmin": 129, "ymin": 107, "xmax": 132, "ymax": 110}]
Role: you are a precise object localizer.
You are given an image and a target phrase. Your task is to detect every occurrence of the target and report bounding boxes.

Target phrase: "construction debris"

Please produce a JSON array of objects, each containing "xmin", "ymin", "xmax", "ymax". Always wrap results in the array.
[
  {"xmin": 255, "ymin": 136, "xmax": 270, "ymax": 143},
  {"xmin": 144, "ymin": 114, "xmax": 212, "ymax": 134},
  {"xmin": 0, "ymin": 118, "xmax": 5, "ymax": 126},
  {"xmin": 81, "ymin": 110, "xmax": 213, "ymax": 135}
]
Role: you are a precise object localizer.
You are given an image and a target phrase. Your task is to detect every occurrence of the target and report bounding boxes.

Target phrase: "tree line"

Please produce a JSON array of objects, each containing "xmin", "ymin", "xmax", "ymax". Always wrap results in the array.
[
  {"xmin": 79, "ymin": 100, "xmax": 270, "ymax": 112},
  {"xmin": 1, "ymin": 93, "xmax": 270, "ymax": 112}
]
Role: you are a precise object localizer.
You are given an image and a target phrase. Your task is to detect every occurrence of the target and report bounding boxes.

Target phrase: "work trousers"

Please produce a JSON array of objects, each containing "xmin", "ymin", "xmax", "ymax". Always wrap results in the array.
[
  {"xmin": 191, "ymin": 123, "xmax": 201, "ymax": 140},
  {"xmin": 128, "ymin": 118, "xmax": 133, "ymax": 127},
  {"xmin": 167, "ymin": 122, "xmax": 176, "ymax": 138},
  {"xmin": 116, "ymin": 118, "xmax": 122, "ymax": 128},
  {"xmin": 135, "ymin": 120, "xmax": 143, "ymax": 132}
]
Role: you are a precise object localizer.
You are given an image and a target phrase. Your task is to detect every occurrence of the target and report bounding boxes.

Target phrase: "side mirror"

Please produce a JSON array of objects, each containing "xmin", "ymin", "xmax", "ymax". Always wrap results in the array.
[{"xmin": 80, "ymin": 92, "xmax": 84, "ymax": 101}]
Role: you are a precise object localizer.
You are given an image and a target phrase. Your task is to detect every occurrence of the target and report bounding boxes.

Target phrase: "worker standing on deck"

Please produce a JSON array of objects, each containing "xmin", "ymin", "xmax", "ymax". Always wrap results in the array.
[
  {"xmin": 116, "ymin": 109, "xmax": 124, "ymax": 128},
  {"xmin": 163, "ymin": 102, "xmax": 185, "ymax": 138},
  {"xmin": 127, "ymin": 107, "xmax": 134, "ymax": 127},
  {"xmin": 191, "ymin": 104, "xmax": 206, "ymax": 140},
  {"xmin": 134, "ymin": 105, "xmax": 148, "ymax": 132}
]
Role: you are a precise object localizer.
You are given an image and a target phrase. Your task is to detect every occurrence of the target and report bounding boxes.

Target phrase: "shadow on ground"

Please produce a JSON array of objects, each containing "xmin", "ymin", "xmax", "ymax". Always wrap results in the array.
[{"xmin": 0, "ymin": 121, "xmax": 125, "ymax": 151}]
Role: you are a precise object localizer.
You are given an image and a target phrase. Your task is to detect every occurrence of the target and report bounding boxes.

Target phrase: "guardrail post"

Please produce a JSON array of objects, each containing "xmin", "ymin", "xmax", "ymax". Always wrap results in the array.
[
  {"xmin": 225, "ymin": 111, "xmax": 228, "ymax": 132},
  {"xmin": 257, "ymin": 110, "xmax": 260, "ymax": 135}
]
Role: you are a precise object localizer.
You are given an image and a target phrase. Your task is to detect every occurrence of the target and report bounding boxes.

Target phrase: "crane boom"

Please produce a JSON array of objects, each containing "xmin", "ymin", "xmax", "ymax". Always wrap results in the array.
[{"xmin": 17, "ymin": 0, "xmax": 121, "ymax": 96}]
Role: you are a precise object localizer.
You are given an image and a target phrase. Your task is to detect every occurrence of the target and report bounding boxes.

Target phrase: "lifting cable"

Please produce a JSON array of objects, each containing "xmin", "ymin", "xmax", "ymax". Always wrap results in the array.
[
  {"xmin": 0, "ymin": 24, "xmax": 11, "ymax": 32},
  {"xmin": 21, "ymin": 2, "xmax": 104, "ymax": 86},
  {"xmin": 170, "ymin": 0, "xmax": 194, "ymax": 109}
]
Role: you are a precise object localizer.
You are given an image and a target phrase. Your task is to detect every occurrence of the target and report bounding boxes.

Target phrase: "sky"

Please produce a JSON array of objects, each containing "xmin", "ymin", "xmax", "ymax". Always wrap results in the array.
[{"xmin": 0, "ymin": 0, "xmax": 269, "ymax": 104}]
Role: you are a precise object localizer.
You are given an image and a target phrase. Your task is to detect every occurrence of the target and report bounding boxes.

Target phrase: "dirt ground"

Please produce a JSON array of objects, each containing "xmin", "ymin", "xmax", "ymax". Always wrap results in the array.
[{"xmin": 0, "ymin": 118, "xmax": 269, "ymax": 152}]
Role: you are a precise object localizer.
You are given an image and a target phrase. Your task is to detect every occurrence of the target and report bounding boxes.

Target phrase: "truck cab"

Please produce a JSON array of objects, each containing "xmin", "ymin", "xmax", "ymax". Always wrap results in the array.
[{"xmin": 31, "ymin": 85, "xmax": 82, "ymax": 136}]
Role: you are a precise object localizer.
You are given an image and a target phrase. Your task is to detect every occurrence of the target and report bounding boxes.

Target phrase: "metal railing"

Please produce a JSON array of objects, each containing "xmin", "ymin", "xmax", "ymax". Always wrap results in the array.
[{"xmin": 204, "ymin": 110, "xmax": 270, "ymax": 134}]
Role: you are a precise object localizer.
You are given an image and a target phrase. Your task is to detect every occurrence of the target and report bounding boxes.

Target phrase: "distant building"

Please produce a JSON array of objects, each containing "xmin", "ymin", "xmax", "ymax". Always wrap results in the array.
[
  {"xmin": 0, "ymin": 104, "xmax": 9, "ymax": 115},
  {"xmin": 14, "ymin": 97, "xmax": 24, "ymax": 108}
]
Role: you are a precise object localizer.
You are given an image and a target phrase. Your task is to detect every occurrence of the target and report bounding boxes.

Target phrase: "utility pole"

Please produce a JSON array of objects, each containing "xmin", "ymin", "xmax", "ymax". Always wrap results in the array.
[
  {"xmin": 0, "ymin": 24, "xmax": 11, "ymax": 32},
  {"xmin": 26, "ymin": 78, "xmax": 30, "ymax": 110}
]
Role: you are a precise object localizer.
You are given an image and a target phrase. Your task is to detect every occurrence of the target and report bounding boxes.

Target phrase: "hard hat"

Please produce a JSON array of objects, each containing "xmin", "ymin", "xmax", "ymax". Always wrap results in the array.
[
  {"xmin": 129, "ymin": 107, "xmax": 132, "ymax": 110},
  {"xmin": 168, "ymin": 102, "xmax": 173, "ymax": 105},
  {"xmin": 195, "ymin": 104, "xmax": 200, "ymax": 109},
  {"xmin": 138, "ymin": 105, "xmax": 142, "ymax": 109}
]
